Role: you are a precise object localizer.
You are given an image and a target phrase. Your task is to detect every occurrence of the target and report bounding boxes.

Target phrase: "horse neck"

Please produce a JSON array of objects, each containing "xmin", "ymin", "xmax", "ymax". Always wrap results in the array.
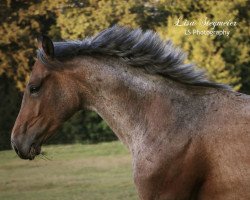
[{"xmin": 69, "ymin": 55, "xmax": 211, "ymax": 150}]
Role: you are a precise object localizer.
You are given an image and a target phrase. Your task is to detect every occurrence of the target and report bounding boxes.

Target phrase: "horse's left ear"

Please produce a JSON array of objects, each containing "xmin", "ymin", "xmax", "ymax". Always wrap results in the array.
[{"xmin": 37, "ymin": 35, "xmax": 54, "ymax": 59}]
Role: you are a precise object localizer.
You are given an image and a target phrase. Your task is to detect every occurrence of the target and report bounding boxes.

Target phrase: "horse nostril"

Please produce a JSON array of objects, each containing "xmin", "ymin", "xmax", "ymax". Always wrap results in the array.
[
  {"xmin": 11, "ymin": 141, "xmax": 19, "ymax": 155},
  {"xmin": 14, "ymin": 146, "xmax": 19, "ymax": 155}
]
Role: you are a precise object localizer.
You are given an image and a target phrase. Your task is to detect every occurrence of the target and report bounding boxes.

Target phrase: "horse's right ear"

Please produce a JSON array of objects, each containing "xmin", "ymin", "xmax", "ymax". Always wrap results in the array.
[{"xmin": 37, "ymin": 35, "xmax": 55, "ymax": 59}]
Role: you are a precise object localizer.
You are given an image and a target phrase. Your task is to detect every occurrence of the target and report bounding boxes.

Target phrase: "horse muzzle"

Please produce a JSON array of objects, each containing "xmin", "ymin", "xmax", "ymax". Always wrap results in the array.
[{"xmin": 11, "ymin": 134, "xmax": 41, "ymax": 160}]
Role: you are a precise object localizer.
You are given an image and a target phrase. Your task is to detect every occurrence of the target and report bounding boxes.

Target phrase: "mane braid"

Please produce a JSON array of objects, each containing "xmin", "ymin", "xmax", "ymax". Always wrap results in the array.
[{"xmin": 37, "ymin": 25, "xmax": 230, "ymax": 89}]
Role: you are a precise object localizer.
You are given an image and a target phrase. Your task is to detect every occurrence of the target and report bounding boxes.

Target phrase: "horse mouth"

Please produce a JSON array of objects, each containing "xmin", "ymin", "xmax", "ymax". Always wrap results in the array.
[
  {"xmin": 29, "ymin": 144, "xmax": 41, "ymax": 160},
  {"xmin": 12, "ymin": 142, "xmax": 41, "ymax": 160}
]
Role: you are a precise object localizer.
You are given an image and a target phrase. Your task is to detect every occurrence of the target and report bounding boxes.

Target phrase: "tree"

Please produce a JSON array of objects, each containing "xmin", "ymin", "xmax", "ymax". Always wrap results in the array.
[{"xmin": 156, "ymin": 0, "xmax": 250, "ymax": 90}]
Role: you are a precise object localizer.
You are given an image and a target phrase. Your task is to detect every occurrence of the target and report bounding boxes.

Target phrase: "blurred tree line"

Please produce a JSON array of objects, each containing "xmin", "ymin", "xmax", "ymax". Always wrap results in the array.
[{"xmin": 0, "ymin": 0, "xmax": 249, "ymax": 150}]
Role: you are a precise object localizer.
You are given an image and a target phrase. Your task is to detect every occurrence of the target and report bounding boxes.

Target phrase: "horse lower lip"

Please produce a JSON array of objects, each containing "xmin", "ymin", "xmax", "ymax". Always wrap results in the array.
[
  {"xmin": 36, "ymin": 146, "xmax": 41, "ymax": 155},
  {"xmin": 29, "ymin": 156, "xmax": 35, "ymax": 160},
  {"xmin": 29, "ymin": 145, "xmax": 40, "ymax": 159}
]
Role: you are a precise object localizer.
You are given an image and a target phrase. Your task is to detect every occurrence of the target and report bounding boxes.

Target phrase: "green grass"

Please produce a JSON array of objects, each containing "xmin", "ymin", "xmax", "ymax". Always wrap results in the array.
[{"xmin": 0, "ymin": 142, "xmax": 137, "ymax": 200}]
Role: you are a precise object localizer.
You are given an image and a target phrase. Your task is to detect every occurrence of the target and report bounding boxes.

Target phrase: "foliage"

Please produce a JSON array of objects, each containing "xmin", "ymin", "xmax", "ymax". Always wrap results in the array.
[
  {"xmin": 0, "ymin": 0, "xmax": 249, "ymax": 149},
  {"xmin": 0, "ymin": 75, "xmax": 21, "ymax": 150}
]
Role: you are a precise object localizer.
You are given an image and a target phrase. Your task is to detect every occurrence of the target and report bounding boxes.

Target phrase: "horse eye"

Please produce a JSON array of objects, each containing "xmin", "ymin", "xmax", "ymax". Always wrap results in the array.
[{"xmin": 29, "ymin": 85, "xmax": 41, "ymax": 94}]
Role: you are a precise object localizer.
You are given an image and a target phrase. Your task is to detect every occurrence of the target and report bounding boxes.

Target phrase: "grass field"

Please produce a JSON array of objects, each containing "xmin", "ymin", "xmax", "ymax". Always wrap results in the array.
[{"xmin": 0, "ymin": 142, "xmax": 137, "ymax": 200}]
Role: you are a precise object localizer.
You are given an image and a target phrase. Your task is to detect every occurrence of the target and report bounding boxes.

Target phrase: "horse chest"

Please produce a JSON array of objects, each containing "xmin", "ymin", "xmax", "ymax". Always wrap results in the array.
[{"xmin": 132, "ymin": 137, "xmax": 202, "ymax": 200}]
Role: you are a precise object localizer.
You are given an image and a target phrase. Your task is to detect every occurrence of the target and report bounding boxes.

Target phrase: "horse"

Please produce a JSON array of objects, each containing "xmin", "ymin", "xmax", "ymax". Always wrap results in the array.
[{"xmin": 11, "ymin": 26, "xmax": 250, "ymax": 200}]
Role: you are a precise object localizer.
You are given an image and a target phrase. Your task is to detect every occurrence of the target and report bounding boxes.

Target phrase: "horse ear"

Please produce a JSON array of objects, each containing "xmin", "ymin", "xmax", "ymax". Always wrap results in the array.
[{"xmin": 37, "ymin": 35, "xmax": 54, "ymax": 59}]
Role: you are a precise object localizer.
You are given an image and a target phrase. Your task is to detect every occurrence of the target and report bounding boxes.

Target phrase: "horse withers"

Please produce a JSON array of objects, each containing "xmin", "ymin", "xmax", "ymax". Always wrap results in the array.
[{"xmin": 11, "ymin": 26, "xmax": 250, "ymax": 199}]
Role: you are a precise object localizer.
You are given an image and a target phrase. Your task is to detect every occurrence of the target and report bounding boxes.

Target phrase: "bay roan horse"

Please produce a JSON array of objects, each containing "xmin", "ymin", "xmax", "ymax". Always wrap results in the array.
[{"xmin": 11, "ymin": 26, "xmax": 249, "ymax": 199}]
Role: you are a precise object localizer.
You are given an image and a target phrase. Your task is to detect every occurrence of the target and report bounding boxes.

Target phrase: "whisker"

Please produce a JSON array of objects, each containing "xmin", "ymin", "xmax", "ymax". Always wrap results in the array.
[
  {"xmin": 37, "ymin": 155, "xmax": 47, "ymax": 161},
  {"xmin": 40, "ymin": 151, "xmax": 52, "ymax": 161}
]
